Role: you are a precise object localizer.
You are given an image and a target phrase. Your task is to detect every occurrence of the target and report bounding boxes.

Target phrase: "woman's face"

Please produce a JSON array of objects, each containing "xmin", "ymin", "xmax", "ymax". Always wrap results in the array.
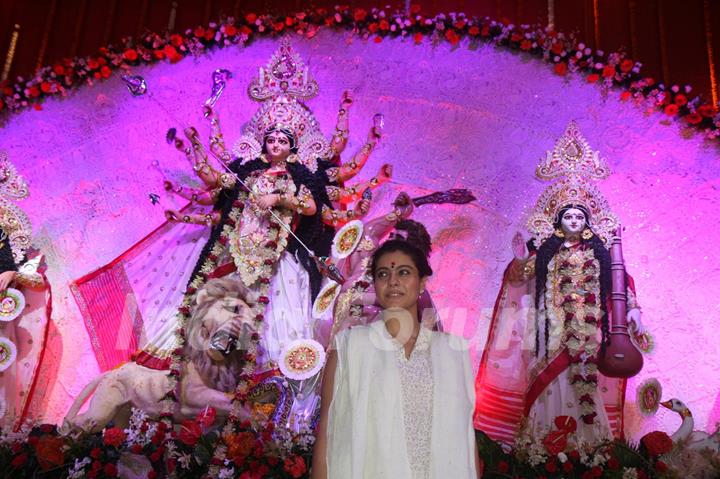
[
  {"xmin": 560, "ymin": 207, "xmax": 587, "ymax": 236},
  {"xmin": 264, "ymin": 131, "xmax": 291, "ymax": 160},
  {"xmin": 373, "ymin": 250, "xmax": 427, "ymax": 312}
]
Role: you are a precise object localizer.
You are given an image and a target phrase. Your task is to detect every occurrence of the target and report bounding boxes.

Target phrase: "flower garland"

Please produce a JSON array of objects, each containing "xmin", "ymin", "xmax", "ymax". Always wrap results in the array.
[
  {"xmin": 1, "ymin": 5, "xmax": 718, "ymax": 140},
  {"xmin": 553, "ymin": 245, "xmax": 602, "ymax": 425},
  {"xmin": 160, "ymin": 183, "xmax": 288, "ymax": 475}
]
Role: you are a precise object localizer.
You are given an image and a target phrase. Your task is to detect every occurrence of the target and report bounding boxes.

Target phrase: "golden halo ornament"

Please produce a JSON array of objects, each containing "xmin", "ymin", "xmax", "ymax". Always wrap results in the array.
[
  {"xmin": 279, "ymin": 339, "xmax": 326, "ymax": 380},
  {"xmin": 0, "ymin": 336, "xmax": 17, "ymax": 372},
  {"xmin": 0, "ymin": 288, "xmax": 25, "ymax": 322},
  {"xmin": 631, "ymin": 330, "xmax": 655, "ymax": 355},
  {"xmin": 312, "ymin": 281, "xmax": 341, "ymax": 317},
  {"xmin": 332, "ymin": 220, "xmax": 364, "ymax": 259},
  {"xmin": 636, "ymin": 378, "xmax": 662, "ymax": 416}
]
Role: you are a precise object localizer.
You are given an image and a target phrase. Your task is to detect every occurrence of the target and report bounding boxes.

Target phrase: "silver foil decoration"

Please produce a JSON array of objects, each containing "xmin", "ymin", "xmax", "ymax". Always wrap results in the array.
[{"xmin": 120, "ymin": 74, "xmax": 147, "ymax": 97}]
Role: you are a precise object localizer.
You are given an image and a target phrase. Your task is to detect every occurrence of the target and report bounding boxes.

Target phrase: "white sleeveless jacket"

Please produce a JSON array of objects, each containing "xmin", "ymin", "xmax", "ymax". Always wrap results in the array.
[{"xmin": 327, "ymin": 320, "xmax": 477, "ymax": 478}]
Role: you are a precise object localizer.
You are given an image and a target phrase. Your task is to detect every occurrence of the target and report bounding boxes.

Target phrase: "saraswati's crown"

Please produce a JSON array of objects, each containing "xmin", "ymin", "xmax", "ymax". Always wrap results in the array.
[{"xmin": 527, "ymin": 122, "xmax": 618, "ymax": 246}]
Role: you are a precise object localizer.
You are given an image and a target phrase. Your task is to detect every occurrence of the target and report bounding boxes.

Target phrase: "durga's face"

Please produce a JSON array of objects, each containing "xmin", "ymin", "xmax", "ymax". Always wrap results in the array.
[
  {"xmin": 560, "ymin": 207, "xmax": 587, "ymax": 236},
  {"xmin": 264, "ymin": 131, "xmax": 291, "ymax": 161}
]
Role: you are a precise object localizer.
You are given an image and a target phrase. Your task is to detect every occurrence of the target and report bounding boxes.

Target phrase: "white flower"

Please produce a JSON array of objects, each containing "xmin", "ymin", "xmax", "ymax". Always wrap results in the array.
[
  {"xmin": 557, "ymin": 452, "xmax": 568, "ymax": 463},
  {"xmin": 622, "ymin": 467, "xmax": 639, "ymax": 479},
  {"xmin": 68, "ymin": 457, "xmax": 92, "ymax": 478},
  {"xmin": 218, "ymin": 465, "xmax": 235, "ymax": 479}
]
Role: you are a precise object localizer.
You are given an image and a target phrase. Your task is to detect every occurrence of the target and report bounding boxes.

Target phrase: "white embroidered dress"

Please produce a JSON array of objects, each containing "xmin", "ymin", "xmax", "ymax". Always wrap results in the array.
[{"xmin": 327, "ymin": 320, "xmax": 477, "ymax": 479}]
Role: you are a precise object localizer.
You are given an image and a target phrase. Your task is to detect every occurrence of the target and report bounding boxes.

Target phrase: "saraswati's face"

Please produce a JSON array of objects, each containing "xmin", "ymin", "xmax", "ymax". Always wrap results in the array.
[
  {"xmin": 264, "ymin": 131, "xmax": 291, "ymax": 161},
  {"xmin": 560, "ymin": 207, "xmax": 587, "ymax": 236}
]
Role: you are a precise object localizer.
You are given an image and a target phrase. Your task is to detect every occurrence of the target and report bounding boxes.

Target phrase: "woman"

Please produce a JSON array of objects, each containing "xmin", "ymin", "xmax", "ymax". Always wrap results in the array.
[
  {"xmin": 474, "ymin": 204, "xmax": 641, "ymax": 445},
  {"xmin": 313, "ymin": 224, "xmax": 479, "ymax": 478}
]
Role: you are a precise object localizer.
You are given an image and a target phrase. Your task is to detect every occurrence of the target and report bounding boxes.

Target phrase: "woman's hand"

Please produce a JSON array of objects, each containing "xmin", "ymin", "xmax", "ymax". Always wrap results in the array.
[
  {"xmin": 354, "ymin": 199, "xmax": 371, "ymax": 217},
  {"xmin": 511, "ymin": 232, "xmax": 529, "ymax": 260},
  {"xmin": 378, "ymin": 164, "xmax": 392, "ymax": 182},
  {"xmin": 627, "ymin": 308, "xmax": 645, "ymax": 335},
  {"xmin": 0, "ymin": 271, "xmax": 16, "ymax": 291},
  {"xmin": 393, "ymin": 192, "xmax": 413, "ymax": 220},
  {"xmin": 256, "ymin": 194, "xmax": 280, "ymax": 210}
]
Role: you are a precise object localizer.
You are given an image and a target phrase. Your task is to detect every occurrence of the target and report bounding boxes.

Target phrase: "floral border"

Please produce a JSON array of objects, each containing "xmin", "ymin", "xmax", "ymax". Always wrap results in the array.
[{"xmin": 0, "ymin": 5, "xmax": 718, "ymax": 139}]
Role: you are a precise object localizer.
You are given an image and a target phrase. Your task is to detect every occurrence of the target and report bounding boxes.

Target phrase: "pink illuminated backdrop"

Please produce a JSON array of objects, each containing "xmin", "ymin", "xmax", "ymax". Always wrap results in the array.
[{"xmin": 1, "ymin": 32, "xmax": 718, "ymax": 439}]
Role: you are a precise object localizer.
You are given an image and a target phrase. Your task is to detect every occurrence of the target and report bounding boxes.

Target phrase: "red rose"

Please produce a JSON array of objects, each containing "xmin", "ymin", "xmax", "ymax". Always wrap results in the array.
[
  {"xmin": 131, "ymin": 443, "xmax": 143, "ymax": 454},
  {"xmin": 195, "ymin": 406, "xmax": 217, "ymax": 429},
  {"xmin": 87, "ymin": 58, "xmax": 99, "ymax": 70},
  {"xmin": 563, "ymin": 461, "xmax": 574, "ymax": 473},
  {"xmin": 554, "ymin": 62, "xmax": 568, "ymax": 76},
  {"xmin": 620, "ymin": 91, "xmax": 632, "ymax": 101},
  {"xmin": 545, "ymin": 459, "xmax": 558, "ymax": 472},
  {"xmin": 245, "ymin": 13, "xmax": 257, "ymax": 24},
  {"xmin": 551, "ymin": 42, "xmax": 564, "ymax": 55},
  {"xmin": 36, "ymin": 436, "xmax": 65, "ymax": 471},
  {"xmin": 520, "ymin": 39, "xmax": 532, "ymax": 51},
  {"xmin": 225, "ymin": 25, "xmax": 237, "ymax": 36},
  {"xmin": 481, "ymin": 25, "xmax": 491, "ymax": 37},
  {"xmin": 204, "ymin": 29, "xmax": 215, "ymax": 41},
  {"xmin": 163, "ymin": 45, "xmax": 182, "ymax": 63},
  {"xmin": 641, "ymin": 430, "xmax": 673, "ymax": 456},
  {"xmin": 104, "ymin": 427, "xmax": 126, "ymax": 447},
  {"xmin": 170, "ymin": 34, "xmax": 183, "ymax": 46},
  {"xmin": 283, "ymin": 455, "xmax": 307, "ymax": 478},
  {"xmin": 178, "ymin": 420, "xmax": 202, "ymax": 446},
  {"xmin": 353, "ymin": 9, "xmax": 368, "ymax": 22},
  {"xmin": 685, "ymin": 112, "xmax": 703, "ymax": 125},
  {"xmin": 153, "ymin": 50, "xmax": 165, "ymax": 60},
  {"xmin": 413, "ymin": 32, "xmax": 423, "ymax": 44},
  {"xmin": 148, "ymin": 471, "xmax": 158, "ymax": 479},
  {"xmin": 104, "ymin": 463, "xmax": 118, "ymax": 477},
  {"xmin": 698, "ymin": 104, "xmax": 716, "ymax": 117},
  {"xmin": 608, "ymin": 456, "xmax": 620, "ymax": 469},
  {"xmin": 11, "ymin": 453, "xmax": 28, "ymax": 467},
  {"xmin": 620, "ymin": 58, "xmax": 634, "ymax": 73},
  {"xmin": 28, "ymin": 86, "xmax": 40, "ymax": 98},
  {"xmin": 664, "ymin": 104, "xmax": 679, "ymax": 116},
  {"xmin": 123, "ymin": 49, "xmax": 138, "ymax": 61},
  {"xmin": 585, "ymin": 293, "xmax": 596, "ymax": 305},
  {"xmin": 379, "ymin": 19, "xmax": 389, "ymax": 31},
  {"xmin": 510, "ymin": 32, "xmax": 522, "ymax": 42},
  {"xmin": 674, "ymin": 94, "xmax": 688, "ymax": 106},
  {"xmin": 454, "ymin": 20, "xmax": 466, "ymax": 29},
  {"xmin": 468, "ymin": 26, "xmax": 480, "ymax": 36},
  {"xmin": 193, "ymin": 26, "xmax": 205, "ymax": 38},
  {"xmin": 497, "ymin": 460, "xmax": 510, "ymax": 473},
  {"xmin": 445, "ymin": 29, "xmax": 460, "ymax": 46},
  {"xmin": 569, "ymin": 449, "xmax": 580, "ymax": 461},
  {"xmin": 602, "ymin": 64, "xmax": 616, "ymax": 78},
  {"xmin": 368, "ymin": 23, "xmax": 378, "ymax": 33},
  {"xmin": 100, "ymin": 65, "xmax": 112, "ymax": 78},
  {"xmin": 90, "ymin": 447, "xmax": 102, "ymax": 458},
  {"xmin": 587, "ymin": 73, "xmax": 599, "ymax": 83}
]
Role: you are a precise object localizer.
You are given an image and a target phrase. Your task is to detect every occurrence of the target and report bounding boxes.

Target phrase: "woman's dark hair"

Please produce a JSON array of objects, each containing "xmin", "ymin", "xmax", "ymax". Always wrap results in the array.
[
  {"xmin": 262, "ymin": 127, "xmax": 298, "ymax": 153},
  {"xmin": 187, "ymin": 155, "xmax": 334, "ymax": 300},
  {"xmin": 534, "ymin": 204, "xmax": 612, "ymax": 357},
  {"xmin": 370, "ymin": 220, "xmax": 433, "ymax": 279}
]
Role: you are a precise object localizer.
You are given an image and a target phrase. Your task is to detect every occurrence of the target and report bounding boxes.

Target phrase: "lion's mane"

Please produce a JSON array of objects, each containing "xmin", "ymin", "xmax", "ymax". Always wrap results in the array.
[{"xmin": 185, "ymin": 278, "xmax": 260, "ymax": 392}]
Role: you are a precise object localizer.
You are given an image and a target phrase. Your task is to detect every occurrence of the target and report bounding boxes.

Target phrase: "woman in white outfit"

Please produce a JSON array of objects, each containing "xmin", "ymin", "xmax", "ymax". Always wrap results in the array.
[{"xmin": 312, "ymin": 223, "xmax": 479, "ymax": 478}]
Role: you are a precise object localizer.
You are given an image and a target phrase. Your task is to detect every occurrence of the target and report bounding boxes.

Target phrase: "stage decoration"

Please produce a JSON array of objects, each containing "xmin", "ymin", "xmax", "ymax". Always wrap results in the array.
[
  {"xmin": 527, "ymin": 121, "xmax": 618, "ymax": 247},
  {"xmin": 279, "ymin": 339, "xmax": 326, "ymax": 381},
  {"xmin": 636, "ymin": 378, "xmax": 663, "ymax": 416},
  {"xmin": 632, "ymin": 330, "xmax": 656, "ymax": 355},
  {"xmin": 477, "ymin": 421, "xmax": 686, "ymax": 478},
  {"xmin": 1, "ymin": 6, "xmax": 718, "ymax": 139},
  {"xmin": 204, "ymin": 68, "xmax": 233, "ymax": 109},
  {"xmin": 0, "ymin": 287, "xmax": 25, "ymax": 322},
  {"xmin": 0, "ymin": 151, "xmax": 32, "ymax": 264},
  {"xmin": 0, "ymin": 337, "xmax": 17, "ymax": 372},
  {"xmin": 0, "ymin": 411, "xmax": 315, "ymax": 478},
  {"xmin": 312, "ymin": 281, "xmax": 341, "ymax": 317},
  {"xmin": 332, "ymin": 219, "xmax": 364, "ymax": 259}
]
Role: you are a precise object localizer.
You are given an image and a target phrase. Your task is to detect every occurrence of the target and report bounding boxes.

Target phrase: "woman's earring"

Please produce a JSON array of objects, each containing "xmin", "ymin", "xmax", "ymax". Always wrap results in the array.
[
  {"xmin": 581, "ymin": 228, "xmax": 593, "ymax": 240},
  {"xmin": 554, "ymin": 228, "xmax": 565, "ymax": 238},
  {"xmin": 286, "ymin": 153, "xmax": 299, "ymax": 163},
  {"xmin": 259, "ymin": 153, "xmax": 268, "ymax": 163}
]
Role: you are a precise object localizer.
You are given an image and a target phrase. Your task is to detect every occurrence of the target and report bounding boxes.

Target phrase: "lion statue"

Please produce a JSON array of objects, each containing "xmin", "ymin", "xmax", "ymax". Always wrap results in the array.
[{"xmin": 62, "ymin": 278, "xmax": 259, "ymax": 433}]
